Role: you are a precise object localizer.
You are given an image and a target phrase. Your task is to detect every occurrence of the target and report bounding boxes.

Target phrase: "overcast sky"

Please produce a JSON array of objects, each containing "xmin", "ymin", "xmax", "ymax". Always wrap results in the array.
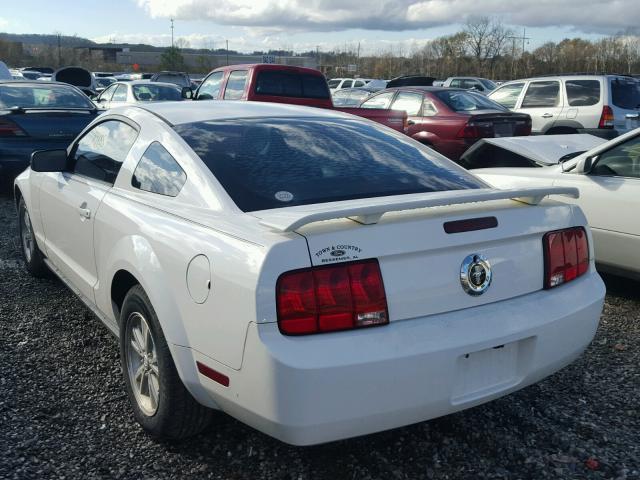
[{"xmin": 1, "ymin": 0, "xmax": 638, "ymax": 54}]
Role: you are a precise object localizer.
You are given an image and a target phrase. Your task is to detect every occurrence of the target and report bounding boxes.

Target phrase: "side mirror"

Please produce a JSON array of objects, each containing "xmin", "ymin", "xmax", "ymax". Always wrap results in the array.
[
  {"xmin": 31, "ymin": 149, "xmax": 68, "ymax": 172},
  {"xmin": 95, "ymin": 96, "xmax": 106, "ymax": 103},
  {"xmin": 581, "ymin": 155, "xmax": 597, "ymax": 173},
  {"xmin": 181, "ymin": 87, "xmax": 193, "ymax": 99}
]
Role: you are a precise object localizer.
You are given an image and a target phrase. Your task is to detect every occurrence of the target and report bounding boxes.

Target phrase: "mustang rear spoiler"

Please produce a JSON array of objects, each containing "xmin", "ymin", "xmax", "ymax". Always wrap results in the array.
[{"xmin": 256, "ymin": 187, "xmax": 579, "ymax": 232}]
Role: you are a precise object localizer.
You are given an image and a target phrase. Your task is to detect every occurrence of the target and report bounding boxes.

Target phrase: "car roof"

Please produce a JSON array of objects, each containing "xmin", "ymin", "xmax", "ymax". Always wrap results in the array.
[
  {"xmin": 123, "ymin": 80, "xmax": 180, "ymax": 87},
  {"xmin": 134, "ymin": 100, "xmax": 351, "ymax": 126},
  {"xmin": 379, "ymin": 86, "xmax": 466, "ymax": 93},
  {"xmin": 0, "ymin": 80, "xmax": 85, "ymax": 87}
]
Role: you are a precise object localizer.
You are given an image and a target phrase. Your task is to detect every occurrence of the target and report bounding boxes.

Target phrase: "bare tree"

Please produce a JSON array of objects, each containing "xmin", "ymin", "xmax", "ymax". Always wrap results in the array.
[{"xmin": 463, "ymin": 16, "xmax": 512, "ymax": 76}]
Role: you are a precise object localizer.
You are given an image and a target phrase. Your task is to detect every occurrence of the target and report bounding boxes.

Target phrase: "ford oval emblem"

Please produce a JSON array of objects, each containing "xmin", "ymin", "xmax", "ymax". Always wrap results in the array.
[
  {"xmin": 460, "ymin": 253, "xmax": 492, "ymax": 296},
  {"xmin": 330, "ymin": 249, "xmax": 346, "ymax": 257}
]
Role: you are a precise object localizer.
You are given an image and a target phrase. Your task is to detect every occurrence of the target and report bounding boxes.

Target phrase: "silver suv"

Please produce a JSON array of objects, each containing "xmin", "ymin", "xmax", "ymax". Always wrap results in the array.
[{"xmin": 488, "ymin": 75, "xmax": 640, "ymax": 138}]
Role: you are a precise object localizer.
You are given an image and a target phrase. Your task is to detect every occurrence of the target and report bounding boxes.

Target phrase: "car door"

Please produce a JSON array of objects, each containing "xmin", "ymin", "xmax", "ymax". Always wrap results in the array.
[
  {"xmin": 517, "ymin": 80, "xmax": 563, "ymax": 133},
  {"xmin": 38, "ymin": 119, "xmax": 138, "ymax": 302},
  {"xmin": 554, "ymin": 135, "xmax": 640, "ymax": 271},
  {"xmin": 95, "ymin": 83, "xmax": 117, "ymax": 110},
  {"xmin": 389, "ymin": 91, "xmax": 424, "ymax": 136}
]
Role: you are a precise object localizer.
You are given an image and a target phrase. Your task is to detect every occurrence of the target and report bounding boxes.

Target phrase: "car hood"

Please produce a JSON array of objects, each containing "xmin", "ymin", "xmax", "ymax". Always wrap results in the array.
[{"xmin": 461, "ymin": 134, "xmax": 607, "ymax": 166}]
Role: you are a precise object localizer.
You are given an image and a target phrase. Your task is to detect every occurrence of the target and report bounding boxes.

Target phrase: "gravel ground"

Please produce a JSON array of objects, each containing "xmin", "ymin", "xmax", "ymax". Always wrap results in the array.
[{"xmin": 0, "ymin": 189, "xmax": 638, "ymax": 480}]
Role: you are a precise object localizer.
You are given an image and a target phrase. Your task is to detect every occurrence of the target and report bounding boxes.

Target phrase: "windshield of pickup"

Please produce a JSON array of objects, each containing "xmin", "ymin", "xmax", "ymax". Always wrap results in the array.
[{"xmin": 174, "ymin": 117, "xmax": 483, "ymax": 211}]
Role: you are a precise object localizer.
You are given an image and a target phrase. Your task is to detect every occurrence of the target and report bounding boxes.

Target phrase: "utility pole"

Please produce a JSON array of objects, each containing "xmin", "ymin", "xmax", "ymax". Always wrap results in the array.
[
  {"xmin": 507, "ymin": 28, "xmax": 531, "ymax": 78},
  {"xmin": 356, "ymin": 42, "xmax": 361, "ymax": 74},
  {"xmin": 316, "ymin": 45, "xmax": 320, "ymax": 71},
  {"xmin": 226, "ymin": 40, "xmax": 229, "ymax": 66},
  {"xmin": 170, "ymin": 18, "xmax": 174, "ymax": 47},
  {"xmin": 57, "ymin": 33, "xmax": 61, "ymax": 67}
]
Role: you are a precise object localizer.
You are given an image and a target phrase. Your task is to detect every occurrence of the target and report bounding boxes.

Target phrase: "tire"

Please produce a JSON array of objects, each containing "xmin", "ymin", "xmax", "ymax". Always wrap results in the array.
[
  {"xmin": 119, "ymin": 285, "xmax": 212, "ymax": 439},
  {"xmin": 17, "ymin": 197, "xmax": 49, "ymax": 277}
]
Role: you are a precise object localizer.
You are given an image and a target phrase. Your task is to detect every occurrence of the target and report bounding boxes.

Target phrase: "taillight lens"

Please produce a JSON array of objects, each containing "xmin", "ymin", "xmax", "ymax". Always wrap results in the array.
[
  {"xmin": 0, "ymin": 118, "xmax": 27, "ymax": 137},
  {"xmin": 598, "ymin": 105, "xmax": 614, "ymax": 129},
  {"xmin": 456, "ymin": 122, "xmax": 480, "ymax": 139},
  {"xmin": 276, "ymin": 259, "xmax": 389, "ymax": 335},
  {"xmin": 543, "ymin": 227, "xmax": 589, "ymax": 289}
]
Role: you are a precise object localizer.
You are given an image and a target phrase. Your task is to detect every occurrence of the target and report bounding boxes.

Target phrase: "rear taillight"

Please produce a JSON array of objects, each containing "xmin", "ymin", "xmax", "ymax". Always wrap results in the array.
[
  {"xmin": 456, "ymin": 122, "xmax": 480, "ymax": 139},
  {"xmin": 0, "ymin": 118, "xmax": 27, "ymax": 137},
  {"xmin": 276, "ymin": 259, "xmax": 389, "ymax": 335},
  {"xmin": 543, "ymin": 227, "xmax": 589, "ymax": 289},
  {"xmin": 598, "ymin": 105, "xmax": 614, "ymax": 129}
]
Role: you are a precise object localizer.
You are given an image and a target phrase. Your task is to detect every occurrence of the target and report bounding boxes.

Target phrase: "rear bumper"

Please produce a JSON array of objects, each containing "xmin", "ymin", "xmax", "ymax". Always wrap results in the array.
[
  {"xmin": 576, "ymin": 128, "xmax": 619, "ymax": 140},
  {"xmin": 197, "ymin": 272, "xmax": 604, "ymax": 445}
]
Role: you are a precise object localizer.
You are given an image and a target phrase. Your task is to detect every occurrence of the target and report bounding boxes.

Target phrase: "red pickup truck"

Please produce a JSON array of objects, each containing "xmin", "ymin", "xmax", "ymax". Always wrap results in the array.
[{"xmin": 191, "ymin": 64, "xmax": 407, "ymax": 133}]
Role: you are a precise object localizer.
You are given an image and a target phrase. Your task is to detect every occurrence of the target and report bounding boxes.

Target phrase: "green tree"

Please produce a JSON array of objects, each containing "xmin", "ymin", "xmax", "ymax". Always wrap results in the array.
[{"xmin": 160, "ymin": 46, "xmax": 186, "ymax": 71}]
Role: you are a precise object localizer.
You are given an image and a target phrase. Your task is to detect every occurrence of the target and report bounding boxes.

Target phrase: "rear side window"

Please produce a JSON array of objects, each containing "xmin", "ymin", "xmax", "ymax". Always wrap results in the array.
[
  {"xmin": 174, "ymin": 117, "xmax": 483, "ymax": 212},
  {"xmin": 390, "ymin": 92, "xmax": 423, "ymax": 116},
  {"xmin": 610, "ymin": 78, "xmax": 640, "ymax": 110},
  {"xmin": 223, "ymin": 71, "xmax": 248, "ymax": 100},
  {"xmin": 197, "ymin": 71, "xmax": 224, "ymax": 100},
  {"xmin": 489, "ymin": 82, "xmax": 524, "ymax": 109},
  {"xmin": 566, "ymin": 80, "xmax": 600, "ymax": 106},
  {"xmin": 521, "ymin": 81, "xmax": 560, "ymax": 108},
  {"xmin": 361, "ymin": 91, "xmax": 395, "ymax": 109},
  {"xmin": 341, "ymin": 80, "xmax": 353, "ymax": 89},
  {"xmin": 71, "ymin": 120, "xmax": 138, "ymax": 184},
  {"xmin": 449, "ymin": 79, "xmax": 462, "ymax": 88},
  {"xmin": 254, "ymin": 71, "xmax": 330, "ymax": 99},
  {"xmin": 132, "ymin": 142, "xmax": 186, "ymax": 196}
]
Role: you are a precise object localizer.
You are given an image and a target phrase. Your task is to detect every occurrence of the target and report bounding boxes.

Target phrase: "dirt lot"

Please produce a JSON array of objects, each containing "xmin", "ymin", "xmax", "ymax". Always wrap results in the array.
[{"xmin": 0, "ymin": 190, "xmax": 638, "ymax": 480}]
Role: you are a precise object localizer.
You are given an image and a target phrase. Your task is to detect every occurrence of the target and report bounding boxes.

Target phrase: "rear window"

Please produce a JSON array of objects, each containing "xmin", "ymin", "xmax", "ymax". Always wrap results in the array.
[
  {"xmin": 153, "ymin": 74, "xmax": 190, "ymax": 87},
  {"xmin": 435, "ymin": 90, "xmax": 506, "ymax": 112},
  {"xmin": 173, "ymin": 117, "xmax": 483, "ymax": 212},
  {"xmin": 610, "ymin": 78, "xmax": 640, "ymax": 110},
  {"xmin": 566, "ymin": 80, "xmax": 600, "ymax": 106},
  {"xmin": 132, "ymin": 84, "xmax": 182, "ymax": 101},
  {"xmin": 0, "ymin": 83, "xmax": 94, "ymax": 109},
  {"xmin": 254, "ymin": 71, "xmax": 330, "ymax": 99}
]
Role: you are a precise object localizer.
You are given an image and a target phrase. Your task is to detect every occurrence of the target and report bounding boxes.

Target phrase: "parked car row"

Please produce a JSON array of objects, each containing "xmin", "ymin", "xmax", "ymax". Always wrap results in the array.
[{"xmin": 5, "ymin": 57, "xmax": 640, "ymax": 450}]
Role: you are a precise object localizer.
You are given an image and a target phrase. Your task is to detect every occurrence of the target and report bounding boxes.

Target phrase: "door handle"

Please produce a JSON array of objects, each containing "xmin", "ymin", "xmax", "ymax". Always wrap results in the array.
[
  {"xmin": 541, "ymin": 113, "xmax": 554, "ymax": 118},
  {"xmin": 78, "ymin": 206, "xmax": 91, "ymax": 219}
]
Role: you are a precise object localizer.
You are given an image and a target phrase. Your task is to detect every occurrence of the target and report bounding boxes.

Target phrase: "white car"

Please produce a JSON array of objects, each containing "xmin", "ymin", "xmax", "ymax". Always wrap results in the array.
[
  {"xmin": 474, "ymin": 128, "xmax": 640, "ymax": 280},
  {"xmin": 328, "ymin": 77, "xmax": 370, "ymax": 92},
  {"xmin": 14, "ymin": 101, "xmax": 605, "ymax": 445},
  {"xmin": 94, "ymin": 80, "xmax": 185, "ymax": 110}
]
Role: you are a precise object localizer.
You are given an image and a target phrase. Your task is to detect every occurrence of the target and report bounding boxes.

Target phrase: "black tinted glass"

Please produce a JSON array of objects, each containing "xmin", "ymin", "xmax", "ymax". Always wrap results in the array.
[
  {"xmin": 132, "ymin": 142, "xmax": 186, "ymax": 196},
  {"xmin": 72, "ymin": 121, "xmax": 138, "ymax": 184},
  {"xmin": 174, "ymin": 118, "xmax": 483, "ymax": 212},
  {"xmin": 435, "ymin": 90, "xmax": 506, "ymax": 112},
  {"xmin": 522, "ymin": 81, "xmax": 560, "ymax": 108},
  {"xmin": 611, "ymin": 78, "xmax": 640, "ymax": 110},
  {"xmin": 0, "ymin": 84, "xmax": 94, "ymax": 109},
  {"xmin": 132, "ymin": 84, "xmax": 182, "ymax": 101},
  {"xmin": 566, "ymin": 80, "xmax": 600, "ymax": 106},
  {"xmin": 255, "ymin": 71, "xmax": 330, "ymax": 99}
]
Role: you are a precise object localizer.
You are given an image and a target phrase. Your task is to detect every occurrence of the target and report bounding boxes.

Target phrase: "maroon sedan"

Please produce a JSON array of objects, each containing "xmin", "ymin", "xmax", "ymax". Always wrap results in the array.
[{"xmin": 360, "ymin": 87, "xmax": 532, "ymax": 161}]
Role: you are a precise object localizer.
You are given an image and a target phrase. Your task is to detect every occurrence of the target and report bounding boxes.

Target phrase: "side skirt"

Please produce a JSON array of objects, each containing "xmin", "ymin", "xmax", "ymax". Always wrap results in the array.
[{"xmin": 43, "ymin": 258, "xmax": 120, "ymax": 338}]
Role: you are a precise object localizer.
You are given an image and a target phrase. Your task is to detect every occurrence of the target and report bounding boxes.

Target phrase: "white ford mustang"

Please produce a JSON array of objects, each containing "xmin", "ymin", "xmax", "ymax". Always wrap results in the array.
[
  {"xmin": 474, "ymin": 128, "xmax": 640, "ymax": 280},
  {"xmin": 14, "ymin": 101, "xmax": 605, "ymax": 445}
]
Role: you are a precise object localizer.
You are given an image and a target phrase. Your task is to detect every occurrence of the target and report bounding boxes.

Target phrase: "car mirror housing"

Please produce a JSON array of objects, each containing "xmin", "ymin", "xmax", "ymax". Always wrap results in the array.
[
  {"xmin": 31, "ymin": 149, "xmax": 68, "ymax": 172},
  {"xmin": 181, "ymin": 87, "xmax": 193, "ymax": 99}
]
